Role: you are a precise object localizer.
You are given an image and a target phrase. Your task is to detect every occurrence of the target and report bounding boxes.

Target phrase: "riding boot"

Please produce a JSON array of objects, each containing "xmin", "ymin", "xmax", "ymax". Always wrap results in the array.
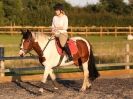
[{"xmin": 63, "ymin": 44, "xmax": 73, "ymax": 63}]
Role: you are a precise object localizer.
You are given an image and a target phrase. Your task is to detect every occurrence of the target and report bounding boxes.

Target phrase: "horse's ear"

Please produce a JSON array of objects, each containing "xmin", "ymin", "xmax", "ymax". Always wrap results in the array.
[
  {"xmin": 20, "ymin": 29, "xmax": 24, "ymax": 35},
  {"xmin": 27, "ymin": 29, "xmax": 30, "ymax": 33},
  {"xmin": 31, "ymin": 32, "xmax": 36, "ymax": 39}
]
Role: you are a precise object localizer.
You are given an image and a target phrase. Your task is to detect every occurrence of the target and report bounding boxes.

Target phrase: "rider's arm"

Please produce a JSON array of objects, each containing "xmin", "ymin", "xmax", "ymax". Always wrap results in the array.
[
  {"xmin": 51, "ymin": 16, "xmax": 56, "ymax": 32},
  {"xmin": 63, "ymin": 15, "xmax": 68, "ymax": 30},
  {"xmin": 55, "ymin": 16, "xmax": 68, "ymax": 30}
]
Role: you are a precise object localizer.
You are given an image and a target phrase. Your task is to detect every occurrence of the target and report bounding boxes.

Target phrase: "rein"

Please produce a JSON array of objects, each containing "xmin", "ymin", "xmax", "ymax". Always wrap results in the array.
[
  {"xmin": 42, "ymin": 35, "xmax": 55, "ymax": 52},
  {"xmin": 28, "ymin": 52, "xmax": 36, "ymax": 56},
  {"xmin": 24, "ymin": 35, "xmax": 55, "ymax": 57}
]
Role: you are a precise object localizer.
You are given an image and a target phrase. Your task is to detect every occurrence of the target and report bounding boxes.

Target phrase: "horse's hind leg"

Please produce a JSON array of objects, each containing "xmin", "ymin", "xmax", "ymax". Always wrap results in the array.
[{"xmin": 80, "ymin": 61, "xmax": 91, "ymax": 91}]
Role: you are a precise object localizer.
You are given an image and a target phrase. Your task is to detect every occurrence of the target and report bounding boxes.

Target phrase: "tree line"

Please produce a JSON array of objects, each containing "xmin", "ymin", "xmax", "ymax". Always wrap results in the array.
[{"xmin": 0, "ymin": 0, "xmax": 133, "ymax": 26}]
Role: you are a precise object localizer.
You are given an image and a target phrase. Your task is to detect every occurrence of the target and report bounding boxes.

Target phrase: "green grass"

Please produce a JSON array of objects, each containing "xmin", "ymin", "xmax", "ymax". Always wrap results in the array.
[
  {"xmin": 0, "ymin": 34, "xmax": 133, "ymax": 68},
  {"xmin": 0, "ymin": 34, "xmax": 133, "ymax": 76},
  {"xmin": 0, "ymin": 34, "xmax": 22, "ymax": 57},
  {"xmin": 0, "ymin": 34, "xmax": 21, "ymax": 45},
  {"xmin": 0, "ymin": 34, "xmax": 129, "ymax": 45}
]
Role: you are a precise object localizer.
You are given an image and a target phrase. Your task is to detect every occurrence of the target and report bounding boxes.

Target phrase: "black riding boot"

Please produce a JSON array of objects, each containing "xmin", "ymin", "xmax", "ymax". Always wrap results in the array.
[{"xmin": 63, "ymin": 44, "xmax": 73, "ymax": 63}]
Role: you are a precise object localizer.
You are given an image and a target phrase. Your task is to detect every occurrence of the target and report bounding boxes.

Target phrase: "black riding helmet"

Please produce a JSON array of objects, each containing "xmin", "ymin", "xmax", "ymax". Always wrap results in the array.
[{"xmin": 53, "ymin": 3, "xmax": 64, "ymax": 11}]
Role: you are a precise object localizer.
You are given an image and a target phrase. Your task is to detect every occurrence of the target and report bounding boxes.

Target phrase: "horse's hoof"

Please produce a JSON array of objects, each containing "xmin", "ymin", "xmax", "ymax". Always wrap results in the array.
[
  {"xmin": 54, "ymin": 87, "xmax": 59, "ymax": 90},
  {"xmin": 87, "ymin": 84, "xmax": 92, "ymax": 89},
  {"xmin": 87, "ymin": 86, "xmax": 92, "ymax": 90},
  {"xmin": 39, "ymin": 88, "xmax": 44, "ymax": 93},
  {"xmin": 80, "ymin": 88, "xmax": 86, "ymax": 92}
]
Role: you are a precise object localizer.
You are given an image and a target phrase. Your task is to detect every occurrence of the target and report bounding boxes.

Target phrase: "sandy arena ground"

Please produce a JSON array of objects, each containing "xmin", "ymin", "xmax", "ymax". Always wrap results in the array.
[{"xmin": 0, "ymin": 78, "xmax": 133, "ymax": 99}]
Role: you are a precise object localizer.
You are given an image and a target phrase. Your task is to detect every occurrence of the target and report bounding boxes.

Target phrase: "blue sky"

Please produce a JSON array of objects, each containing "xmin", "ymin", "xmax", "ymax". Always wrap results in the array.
[
  {"xmin": 65, "ymin": 0, "xmax": 129, "ymax": 7},
  {"xmin": 123, "ymin": 0, "xmax": 129, "ymax": 4},
  {"xmin": 65, "ymin": 0, "xmax": 100, "ymax": 7}
]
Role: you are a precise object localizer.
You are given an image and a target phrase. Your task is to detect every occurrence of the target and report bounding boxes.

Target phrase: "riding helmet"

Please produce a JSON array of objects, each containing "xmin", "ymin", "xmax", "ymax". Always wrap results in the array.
[{"xmin": 53, "ymin": 3, "xmax": 64, "ymax": 11}]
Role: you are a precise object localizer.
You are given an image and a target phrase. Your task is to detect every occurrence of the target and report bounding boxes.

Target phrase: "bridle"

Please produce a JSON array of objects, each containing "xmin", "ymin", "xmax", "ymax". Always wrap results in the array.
[
  {"xmin": 20, "ymin": 34, "xmax": 55, "ymax": 56},
  {"xmin": 20, "ymin": 35, "xmax": 34, "ymax": 55}
]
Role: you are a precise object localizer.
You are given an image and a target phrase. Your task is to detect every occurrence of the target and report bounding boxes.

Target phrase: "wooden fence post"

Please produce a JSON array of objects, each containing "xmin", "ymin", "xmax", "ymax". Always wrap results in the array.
[
  {"xmin": 10, "ymin": 23, "xmax": 13, "ymax": 35},
  {"xmin": 115, "ymin": 26, "xmax": 117, "ymax": 37},
  {"xmin": 85, "ymin": 26, "xmax": 87, "ymax": 37},
  {"xmin": 40, "ymin": 27, "xmax": 43, "ymax": 33},
  {"xmin": 129, "ymin": 26, "xmax": 131, "ymax": 35},
  {"xmin": 70, "ymin": 26, "xmax": 73, "ymax": 37},
  {"xmin": 0, "ymin": 47, "xmax": 5, "ymax": 77},
  {"xmin": 100, "ymin": 26, "xmax": 103, "ymax": 37},
  {"xmin": 125, "ymin": 44, "xmax": 130, "ymax": 70}
]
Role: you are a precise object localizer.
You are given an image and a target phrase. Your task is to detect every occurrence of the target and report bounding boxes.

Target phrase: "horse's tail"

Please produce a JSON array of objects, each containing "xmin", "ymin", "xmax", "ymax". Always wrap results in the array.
[{"xmin": 88, "ymin": 46, "xmax": 100, "ymax": 81}]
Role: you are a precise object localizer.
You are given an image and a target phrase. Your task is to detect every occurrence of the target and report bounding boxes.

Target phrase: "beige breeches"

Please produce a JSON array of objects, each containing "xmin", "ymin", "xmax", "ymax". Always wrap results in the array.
[{"xmin": 56, "ymin": 33, "xmax": 68, "ymax": 47}]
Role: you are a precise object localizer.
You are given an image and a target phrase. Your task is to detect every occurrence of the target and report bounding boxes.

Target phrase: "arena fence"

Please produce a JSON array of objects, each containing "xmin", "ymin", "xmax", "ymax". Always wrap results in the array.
[
  {"xmin": 0, "ymin": 44, "xmax": 133, "ymax": 83},
  {"xmin": 0, "ymin": 26, "xmax": 133, "ymax": 37}
]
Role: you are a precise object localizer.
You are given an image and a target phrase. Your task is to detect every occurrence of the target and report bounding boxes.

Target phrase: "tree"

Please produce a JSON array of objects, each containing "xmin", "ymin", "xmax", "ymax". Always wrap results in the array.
[
  {"xmin": 0, "ymin": 1, "xmax": 5, "ymax": 25},
  {"xmin": 3, "ymin": 0, "xmax": 23, "ymax": 25},
  {"xmin": 100, "ymin": 0, "xmax": 127, "ymax": 15}
]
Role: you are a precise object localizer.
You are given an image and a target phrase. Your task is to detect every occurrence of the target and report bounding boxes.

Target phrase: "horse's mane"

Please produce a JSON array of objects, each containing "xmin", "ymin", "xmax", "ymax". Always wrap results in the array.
[
  {"xmin": 34, "ymin": 33, "xmax": 50, "ymax": 41},
  {"xmin": 22, "ymin": 30, "xmax": 32, "ymax": 39},
  {"xmin": 21, "ymin": 30, "xmax": 52, "ymax": 47}
]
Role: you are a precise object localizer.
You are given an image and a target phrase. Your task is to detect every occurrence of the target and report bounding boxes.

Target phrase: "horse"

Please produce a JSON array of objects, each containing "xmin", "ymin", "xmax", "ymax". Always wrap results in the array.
[{"xmin": 19, "ymin": 30, "xmax": 99, "ymax": 92}]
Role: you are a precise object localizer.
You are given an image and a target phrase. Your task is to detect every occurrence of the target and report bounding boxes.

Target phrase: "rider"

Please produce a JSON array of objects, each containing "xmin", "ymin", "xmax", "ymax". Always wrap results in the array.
[{"xmin": 52, "ymin": 3, "xmax": 73, "ymax": 62}]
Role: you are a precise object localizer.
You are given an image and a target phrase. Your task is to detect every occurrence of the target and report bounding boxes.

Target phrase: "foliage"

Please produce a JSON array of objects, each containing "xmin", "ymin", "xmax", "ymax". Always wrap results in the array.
[
  {"xmin": 0, "ymin": 0, "xmax": 133, "ymax": 26},
  {"xmin": 0, "ymin": 1, "xmax": 5, "ymax": 25}
]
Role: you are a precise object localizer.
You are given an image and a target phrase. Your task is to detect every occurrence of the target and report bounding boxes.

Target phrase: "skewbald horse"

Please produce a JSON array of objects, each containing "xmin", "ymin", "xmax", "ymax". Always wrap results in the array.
[{"xmin": 19, "ymin": 30, "xmax": 99, "ymax": 92}]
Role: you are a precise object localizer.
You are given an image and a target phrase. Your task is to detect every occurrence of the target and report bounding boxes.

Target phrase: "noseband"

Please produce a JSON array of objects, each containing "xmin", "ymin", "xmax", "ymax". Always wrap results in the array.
[{"xmin": 20, "ymin": 36, "xmax": 34, "ymax": 54}]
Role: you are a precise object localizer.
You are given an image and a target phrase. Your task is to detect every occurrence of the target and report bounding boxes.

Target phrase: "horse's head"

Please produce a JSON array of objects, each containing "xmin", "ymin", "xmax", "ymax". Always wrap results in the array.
[{"xmin": 19, "ymin": 29, "xmax": 34, "ymax": 57}]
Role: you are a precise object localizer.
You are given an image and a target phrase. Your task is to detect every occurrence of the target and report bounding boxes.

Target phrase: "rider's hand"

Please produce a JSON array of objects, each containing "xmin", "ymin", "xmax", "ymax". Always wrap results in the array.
[{"xmin": 52, "ymin": 27, "xmax": 59, "ymax": 33}]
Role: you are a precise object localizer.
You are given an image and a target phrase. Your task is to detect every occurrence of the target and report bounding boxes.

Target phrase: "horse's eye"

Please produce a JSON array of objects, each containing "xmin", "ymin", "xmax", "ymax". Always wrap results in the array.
[{"xmin": 27, "ymin": 40, "xmax": 30, "ymax": 42}]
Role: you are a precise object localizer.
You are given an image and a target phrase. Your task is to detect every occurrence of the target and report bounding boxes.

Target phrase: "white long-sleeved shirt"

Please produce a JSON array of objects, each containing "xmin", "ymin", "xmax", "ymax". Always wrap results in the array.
[{"xmin": 52, "ymin": 15, "xmax": 68, "ymax": 35}]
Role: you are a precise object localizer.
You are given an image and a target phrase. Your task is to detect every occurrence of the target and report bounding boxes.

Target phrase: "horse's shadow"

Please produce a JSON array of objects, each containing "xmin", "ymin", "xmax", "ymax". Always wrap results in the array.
[
  {"xmin": 57, "ymin": 79, "xmax": 82, "ymax": 91},
  {"xmin": 13, "ymin": 81, "xmax": 39, "ymax": 95},
  {"xmin": 12, "ymin": 75, "xmax": 81, "ymax": 95},
  {"xmin": 13, "ymin": 81, "xmax": 55, "ymax": 96}
]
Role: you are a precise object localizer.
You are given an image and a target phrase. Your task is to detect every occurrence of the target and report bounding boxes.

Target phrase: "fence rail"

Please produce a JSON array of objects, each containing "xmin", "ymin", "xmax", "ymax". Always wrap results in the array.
[
  {"xmin": 0, "ymin": 26, "xmax": 133, "ymax": 37},
  {"xmin": 0, "ymin": 27, "xmax": 133, "ymax": 82},
  {"xmin": 0, "ymin": 43, "xmax": 133, "ymax": 79}
]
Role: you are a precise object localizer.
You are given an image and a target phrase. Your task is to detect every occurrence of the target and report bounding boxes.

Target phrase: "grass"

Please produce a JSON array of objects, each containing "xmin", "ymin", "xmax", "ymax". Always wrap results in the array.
[
  {"xmin": 0, "ymin": 34, "xmax": 133, "ymax": 68},
  {"xmin": 0, "ymin": 34, "xmax": 21, "ymax": 45}
]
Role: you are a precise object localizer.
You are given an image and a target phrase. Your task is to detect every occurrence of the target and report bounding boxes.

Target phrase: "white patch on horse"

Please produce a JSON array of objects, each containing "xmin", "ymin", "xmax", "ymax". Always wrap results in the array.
[
  {"xmin": 20, "ymin": 32, "xmax": 97, "ymax": 92},
  {"xmin": 34, "ymin": 34, "xmax": 92, "ymax": 91}
]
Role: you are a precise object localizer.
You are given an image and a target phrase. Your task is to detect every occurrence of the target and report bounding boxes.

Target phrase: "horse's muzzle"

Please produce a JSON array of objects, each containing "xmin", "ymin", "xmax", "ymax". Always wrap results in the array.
[{"xmin": 19, "ymin": 49, "xmax": 26, "ymax": 57}]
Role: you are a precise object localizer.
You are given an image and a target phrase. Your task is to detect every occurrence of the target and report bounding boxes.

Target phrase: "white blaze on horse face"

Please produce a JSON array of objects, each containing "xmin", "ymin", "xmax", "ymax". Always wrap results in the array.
[
  {"xmin": 19, "ymin": 49, "xmax": 25, "ymax": 56},
  {"xmin": 19, "ymin": 39, "xmax": 25, "ymax": 56},
  {"xmin": 20, "ymin": 39, "xmax": 24, "ymax": 49}
]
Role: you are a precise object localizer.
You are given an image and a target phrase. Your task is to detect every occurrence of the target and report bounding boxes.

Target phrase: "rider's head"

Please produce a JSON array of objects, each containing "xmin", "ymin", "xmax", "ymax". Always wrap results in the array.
[{"xmin": 53, "ymin": 3, "xmax": 64, "ymax": 16}]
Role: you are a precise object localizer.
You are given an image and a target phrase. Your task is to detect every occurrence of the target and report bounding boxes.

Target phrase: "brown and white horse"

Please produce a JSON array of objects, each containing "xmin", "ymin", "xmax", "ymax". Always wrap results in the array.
[{"xmin": 19, "ymin": 30, "xmax": 99, "ymax": 92}]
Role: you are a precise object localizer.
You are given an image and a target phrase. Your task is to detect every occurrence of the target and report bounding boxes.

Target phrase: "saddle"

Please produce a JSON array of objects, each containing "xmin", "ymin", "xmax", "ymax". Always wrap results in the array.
[
  {"xmin": 55, "ymin": 37, "xmax": 89, "ymax": 66},
  {"xmin": 55, "ymin": 37, "xmax": 78, "ymax": 56}
]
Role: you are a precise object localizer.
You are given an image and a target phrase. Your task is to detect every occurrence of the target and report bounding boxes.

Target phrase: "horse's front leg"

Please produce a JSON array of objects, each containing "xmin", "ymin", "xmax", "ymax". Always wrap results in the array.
[
  {"xmin": 49, "ymin": 68, "xmax": 58, "ymax": 89},
  {"xmin": 49, "ymin": 68, "xmax": 64, "ymax": 89},
  {"xmin": 39, "ymin": 68, "xmax": 50, "ymax": 93}
]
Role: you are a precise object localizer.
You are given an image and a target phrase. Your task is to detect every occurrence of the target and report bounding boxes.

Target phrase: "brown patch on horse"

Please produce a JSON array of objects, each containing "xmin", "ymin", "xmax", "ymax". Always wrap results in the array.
[
  {"xmin": 39, "ymin": 57, "xmax": 46, "ymax": 64},
  {"xmin": 73, "ymin": 40, "xmax": 89, "ymax": 66},
  {"xmin": 32, "ymin": 42, "xmax": 46, "ymax": 64}
]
